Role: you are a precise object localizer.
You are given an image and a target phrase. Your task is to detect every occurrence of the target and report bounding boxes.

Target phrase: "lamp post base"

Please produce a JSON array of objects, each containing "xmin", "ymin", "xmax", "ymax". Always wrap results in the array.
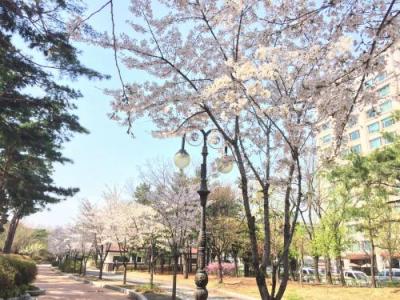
[{"xmin": 194, "ymin": 269, "xmax": 208, "ymax": 300}]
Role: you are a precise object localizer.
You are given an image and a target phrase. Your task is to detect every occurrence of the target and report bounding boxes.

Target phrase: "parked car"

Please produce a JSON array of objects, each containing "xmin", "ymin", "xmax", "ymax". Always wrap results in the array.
[
  {"xmin": 376, "ymin": 268, "xmax": 400, "ymax": 282},
  {"xmin": 344, "ymin": 270, "xmax": 369, "ymax": 286},
  {"xmin": 300, "ymin": 267, "xmax": 315, "ymax": 282}
]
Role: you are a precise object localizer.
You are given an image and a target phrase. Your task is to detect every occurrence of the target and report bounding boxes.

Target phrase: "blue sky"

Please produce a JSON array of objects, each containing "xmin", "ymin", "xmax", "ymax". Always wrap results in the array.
[{"xmin": 25, "ymin": 1, "xmax": 235, "ymax": 228}]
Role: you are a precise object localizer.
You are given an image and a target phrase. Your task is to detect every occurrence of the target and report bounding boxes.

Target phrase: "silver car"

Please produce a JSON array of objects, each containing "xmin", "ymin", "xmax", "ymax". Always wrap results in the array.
[{"xmin": 376, "ymin": 269, "xmax": 400, "ymax": 282}]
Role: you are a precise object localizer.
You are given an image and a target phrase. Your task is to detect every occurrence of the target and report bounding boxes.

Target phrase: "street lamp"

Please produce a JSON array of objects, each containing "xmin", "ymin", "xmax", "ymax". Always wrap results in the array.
[{"xmin": 174, "ymin": 129, "xmax": 234, "ymax": 300}]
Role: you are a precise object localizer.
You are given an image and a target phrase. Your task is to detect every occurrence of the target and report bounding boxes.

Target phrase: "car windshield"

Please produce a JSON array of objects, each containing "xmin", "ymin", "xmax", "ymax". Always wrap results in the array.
[{"xmin": 355, "ymin": 273, "xmax": 367, "ymax": 280}]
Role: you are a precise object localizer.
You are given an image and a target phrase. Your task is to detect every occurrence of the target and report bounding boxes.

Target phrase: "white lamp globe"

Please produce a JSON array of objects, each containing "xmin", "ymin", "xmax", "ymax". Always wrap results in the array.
[
  {"xmin": 174, "ymin": 149, "xmax": 191, "ymax": 169},
  {"xmin": 216, "ymin": 155, "xmax": 234, "ymax": 174}
]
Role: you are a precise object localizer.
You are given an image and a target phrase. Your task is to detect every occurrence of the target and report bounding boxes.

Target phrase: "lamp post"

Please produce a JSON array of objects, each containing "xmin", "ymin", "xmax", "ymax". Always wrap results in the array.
[{"xmin": 174, "ymin": 129, "xmax": 233, "ymax": 300}]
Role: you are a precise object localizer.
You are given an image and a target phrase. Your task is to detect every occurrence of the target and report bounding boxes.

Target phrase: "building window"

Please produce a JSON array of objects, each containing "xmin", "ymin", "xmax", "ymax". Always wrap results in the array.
[
  {"xmin": 349, "ymin": 130, "xmax": 360, "ymax": 140},
  {"xmin": 366, "ymin": 108, "xmax": 377, "ymax": 118},
  {"xmin": 380, "ymin": 100, "xmax": 392, "ymax": 113},
  {"xmin": 322, "ymin": 134, "xmax": 331, "ymax": 144},
  {"xmin": 369, "ymin": 137, "xmax": 382, "ymax": 149},
  {"xmin": 375, "ymin": 73, "xmax": 386, "ymax": 82},
  {"xmin": 382, "ymin": 117, "xmax": 394, "ymax": 128},
  {"xmin": 378, "ymin": 84, "xmax": 390, "ymax": 97},
  {"xmin": 364, "ymin": 79, "xmax": 374, "ymax": 89},
  {"xmin": 321, "ymin": 122, "xmax": 330, "ymax": 130},
  {"xmin": 361, "ymin": 241, "xmax": 372, "ymax": 252},
  {"xmin": 348, "ymin": 115, "xmax": 358, "ymax": 128},
  {"xmin": 368, "ymin": 122, "xmax": 380, "ymax": 133},
  {"xmin": 351, "ymin": 144, "xmax": 361, "ymax": 153}
]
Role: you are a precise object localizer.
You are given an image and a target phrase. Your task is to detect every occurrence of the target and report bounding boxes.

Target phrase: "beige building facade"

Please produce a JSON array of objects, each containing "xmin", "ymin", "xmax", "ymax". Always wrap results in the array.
[{"xmin": 316, "ymin": 46, "xmax": 400, "ymax": 274}]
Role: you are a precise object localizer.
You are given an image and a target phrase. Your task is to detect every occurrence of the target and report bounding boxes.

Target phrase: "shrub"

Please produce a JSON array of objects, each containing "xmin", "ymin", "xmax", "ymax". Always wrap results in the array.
[
  {"xmin": 0, "ymin": 260, "xmax": 16, "ymax": 291},
  {"xmin": 51, "ymin": 260, "xmax": 59, "ymax": 267},
  {"xmin": 206, "ymin": 262, "xmax": 236, "ymax": 276},
  {"xmin": 0, "ymin": 254, "xmax": 37, "ymax": 299},
  {"xmin": 59, "ymin": 259, "xmax": 76, "ymax": 273},
  {"xmin": 0, "ymin": 254, "xmax": 37, "ymax": 285}
]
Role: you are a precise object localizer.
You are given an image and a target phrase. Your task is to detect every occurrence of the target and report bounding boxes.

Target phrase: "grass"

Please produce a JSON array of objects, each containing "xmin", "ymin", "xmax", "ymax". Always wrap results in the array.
[
  {"xmin": 126, "ymin": 270, "xmax": 400, "ymax": 300},
  {"xmin": 116, "ymin": 283, "xmax": 163, "ymax": 294}
]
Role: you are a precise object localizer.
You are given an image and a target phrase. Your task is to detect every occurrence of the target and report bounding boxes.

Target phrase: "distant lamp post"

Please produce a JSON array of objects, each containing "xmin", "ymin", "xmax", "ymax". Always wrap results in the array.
[{"xmin": 174, "ymin": 129, "xmax": 234, "ymax": 300}]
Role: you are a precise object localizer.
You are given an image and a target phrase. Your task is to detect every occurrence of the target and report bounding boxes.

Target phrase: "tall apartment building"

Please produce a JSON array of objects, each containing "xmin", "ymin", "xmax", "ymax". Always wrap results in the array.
[
  {"xmin": 315, "ymin": 47, "xmax": 400, "ymax": 274},
  {"xmin": 317, "ymin": 72, "xmax": 400, "ymax": 156}
]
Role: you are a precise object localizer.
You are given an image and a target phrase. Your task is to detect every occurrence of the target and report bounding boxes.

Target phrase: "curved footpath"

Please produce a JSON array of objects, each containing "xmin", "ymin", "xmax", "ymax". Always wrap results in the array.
[{"xmin": 34, "ymin": 265, "xmax": 131, "ymax": 300}]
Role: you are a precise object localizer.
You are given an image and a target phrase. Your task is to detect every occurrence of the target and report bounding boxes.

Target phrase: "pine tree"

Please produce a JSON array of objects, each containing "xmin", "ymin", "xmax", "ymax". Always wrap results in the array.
[{"xmin": 0, "ymin": 1, "xmax": 105, "ymax": 236}]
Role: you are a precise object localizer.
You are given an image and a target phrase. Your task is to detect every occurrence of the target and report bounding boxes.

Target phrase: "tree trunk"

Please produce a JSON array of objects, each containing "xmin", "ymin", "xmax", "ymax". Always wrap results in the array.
[
  {"xmin": 160, "ymin": 253, "xmax": 165, "ymax": 274},
  {"xmin": 299, "ymin": 255, "xmax": 304, "ymax": 284},
  {"xmin": 189, "ymin": 247, "xmax": 192, "ymax": 273},
  {"xmin": 79, "ymin": 257, "xmax": 83, "ymax": 275},
  {"xmin": 73, "ymin": 254, "xmax": 78, "ymax": 273},
  {"xmin": 183, "ymin": 252, "xmax": 189, "ymax": 279},
  {"xmin": 233, "ymin": 254, "xmax": 239, "ymax": 277},
  {"xmin": 217, "ymin": 254, "xmax": 223, "ymax": 283},
  {"xmin": 336, "ymin": 256, "xmax": 345, "ymax": 286},
  {"xmin": 83, "ymin": 257, "xmax": 89, "ymax": 276},
  {"xmin": 388, "ymin": 251, "xmax": 393, "ymax": 282},
  {"xmin": 325, "ymin": 256, "xmax": 333, "ymax": 285},
  {"xmin": 2, "ymin": 213, "xmax": 20, "ymax": 253},
  {"xmin": 172, "ymin": 253, "xmax": 178, "ymax": 300},
  {"xmin": 313, "ymin": 256, "xmax": 320, "ymax": 283},
  {"xmin": 150, "ymin": 244, "xmax": 154, "ymax": 288},
  {"xmin": 123, "ymin": 262, "xmax": 127, "ymax": 285},
  {"xmin": 244, "ymin": 260, "xmax": 250, "ymax": 277},
  {"xmin": 98, "ymin": 245, "xmax": 109, "ymax": 280},
  {"xmin": 133, "ymin": 253, "xmax": 138, "ymax": 270},
  {"xmin": 290, "ymin": 258, "xmax": 297, "ymax": 281},
  {"xmin": 99, "ymin": 260, "xmax": 104, "ymax": 279},
  {"xmin": 234, "ymin": 145, "xmax": 269, "ymax": 299},
  {"xmin": 370, "ymin": 238, "xmax": 377, "ymax": 288}
]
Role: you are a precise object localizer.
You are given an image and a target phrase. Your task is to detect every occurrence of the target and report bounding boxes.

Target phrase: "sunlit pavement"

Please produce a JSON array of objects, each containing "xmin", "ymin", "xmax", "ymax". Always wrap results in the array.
[{"xmin": 34, "ymin": 264, "xmax": 130, "ymax": 300}]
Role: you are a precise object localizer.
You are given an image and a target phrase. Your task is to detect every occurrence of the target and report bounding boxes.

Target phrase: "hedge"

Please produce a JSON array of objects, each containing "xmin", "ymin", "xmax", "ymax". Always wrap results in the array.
[{"xmin": 0, "ymin": 254, "xmax": 37, "ymax": 299}]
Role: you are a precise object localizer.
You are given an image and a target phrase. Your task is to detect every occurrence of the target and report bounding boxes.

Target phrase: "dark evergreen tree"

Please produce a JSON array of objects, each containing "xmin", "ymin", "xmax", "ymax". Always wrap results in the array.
[{"xmin": 0, "ymin": 1, "xmax": 106, "ymax": 237}]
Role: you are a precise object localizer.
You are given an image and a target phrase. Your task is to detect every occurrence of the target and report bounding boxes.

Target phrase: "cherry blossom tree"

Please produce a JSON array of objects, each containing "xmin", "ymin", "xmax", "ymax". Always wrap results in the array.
[
  {"xmin": 101, "ymin": 187, "xmax": 152, "ymax": 285},
  {"xmin": 48, "ymin": 226, "xmax": 70, "ymax": 265},
  {"xmin": 77, "ymin": 198, "xmax": 112, "ymax": 280},
  {"xmin": 74, "ymin": 1, "xmax": 400, "ymax": 299},
  {"xmin": 141, "ymin": 161, "xmax": 198, "ymax": 300},
  {"xmin": 70, "ymin": 218, "xmax": 95, "ymax": 276}
]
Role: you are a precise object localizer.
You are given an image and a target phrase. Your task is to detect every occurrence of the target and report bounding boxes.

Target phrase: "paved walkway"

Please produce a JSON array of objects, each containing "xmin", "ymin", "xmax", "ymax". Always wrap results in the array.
[{"xmin": 35, "ymin": 265, "xmax": 130, "ymax": 300}]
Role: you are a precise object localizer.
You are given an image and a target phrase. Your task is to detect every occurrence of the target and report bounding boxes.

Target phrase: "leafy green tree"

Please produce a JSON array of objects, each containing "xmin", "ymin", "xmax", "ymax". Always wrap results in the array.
[
  {"xmin": 377, "ymin": 208, "xmax": 400, "ymax": 282},
  {"xmin": 134, "ymin": 183, "xmax": 151, "ymax": 205},
  {"xmin": 327, "ymin": 150, "xmax": 397, "ymax": 287},
  {"xmin": 207, "ymin": 185, "xmax": 243, "ymax": 283}
]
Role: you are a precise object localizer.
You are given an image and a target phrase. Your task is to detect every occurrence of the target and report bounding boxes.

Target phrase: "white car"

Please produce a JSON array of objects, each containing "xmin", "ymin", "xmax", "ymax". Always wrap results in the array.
[
  {"xmin": 344, "ymin": 270, "xmax": 369, "ymax": 286},
  {"xmin": 376, "ymin": 269, "xmax": 400, "ymax": 282}
]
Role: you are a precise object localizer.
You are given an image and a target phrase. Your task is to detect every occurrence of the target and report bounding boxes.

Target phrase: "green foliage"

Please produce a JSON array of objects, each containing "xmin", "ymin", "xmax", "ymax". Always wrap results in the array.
[
  {"xmin": 134, "ymin": 183, "xmax": 151, "ymax": 205},
  {"xmin": 0, "ymin": 224, "xmax": 49, "ymax": 257},
  {"xmin": 290, "ymin": 224, "xmax": 310, "ymax": 259},
  {"xmin": 0, "ymin": 0, "xmax": 105, "ymax": 225},
  {"xmin": 0, "ymin": 259, "xmax": 16, "ymax": 292},
  {"xmin": 59, "ymin": 259, "xmax": 76, "ymax": 273},
  {"xmin": 0, "ymin": 254, "xmax": 37, "ymax": 298}
]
